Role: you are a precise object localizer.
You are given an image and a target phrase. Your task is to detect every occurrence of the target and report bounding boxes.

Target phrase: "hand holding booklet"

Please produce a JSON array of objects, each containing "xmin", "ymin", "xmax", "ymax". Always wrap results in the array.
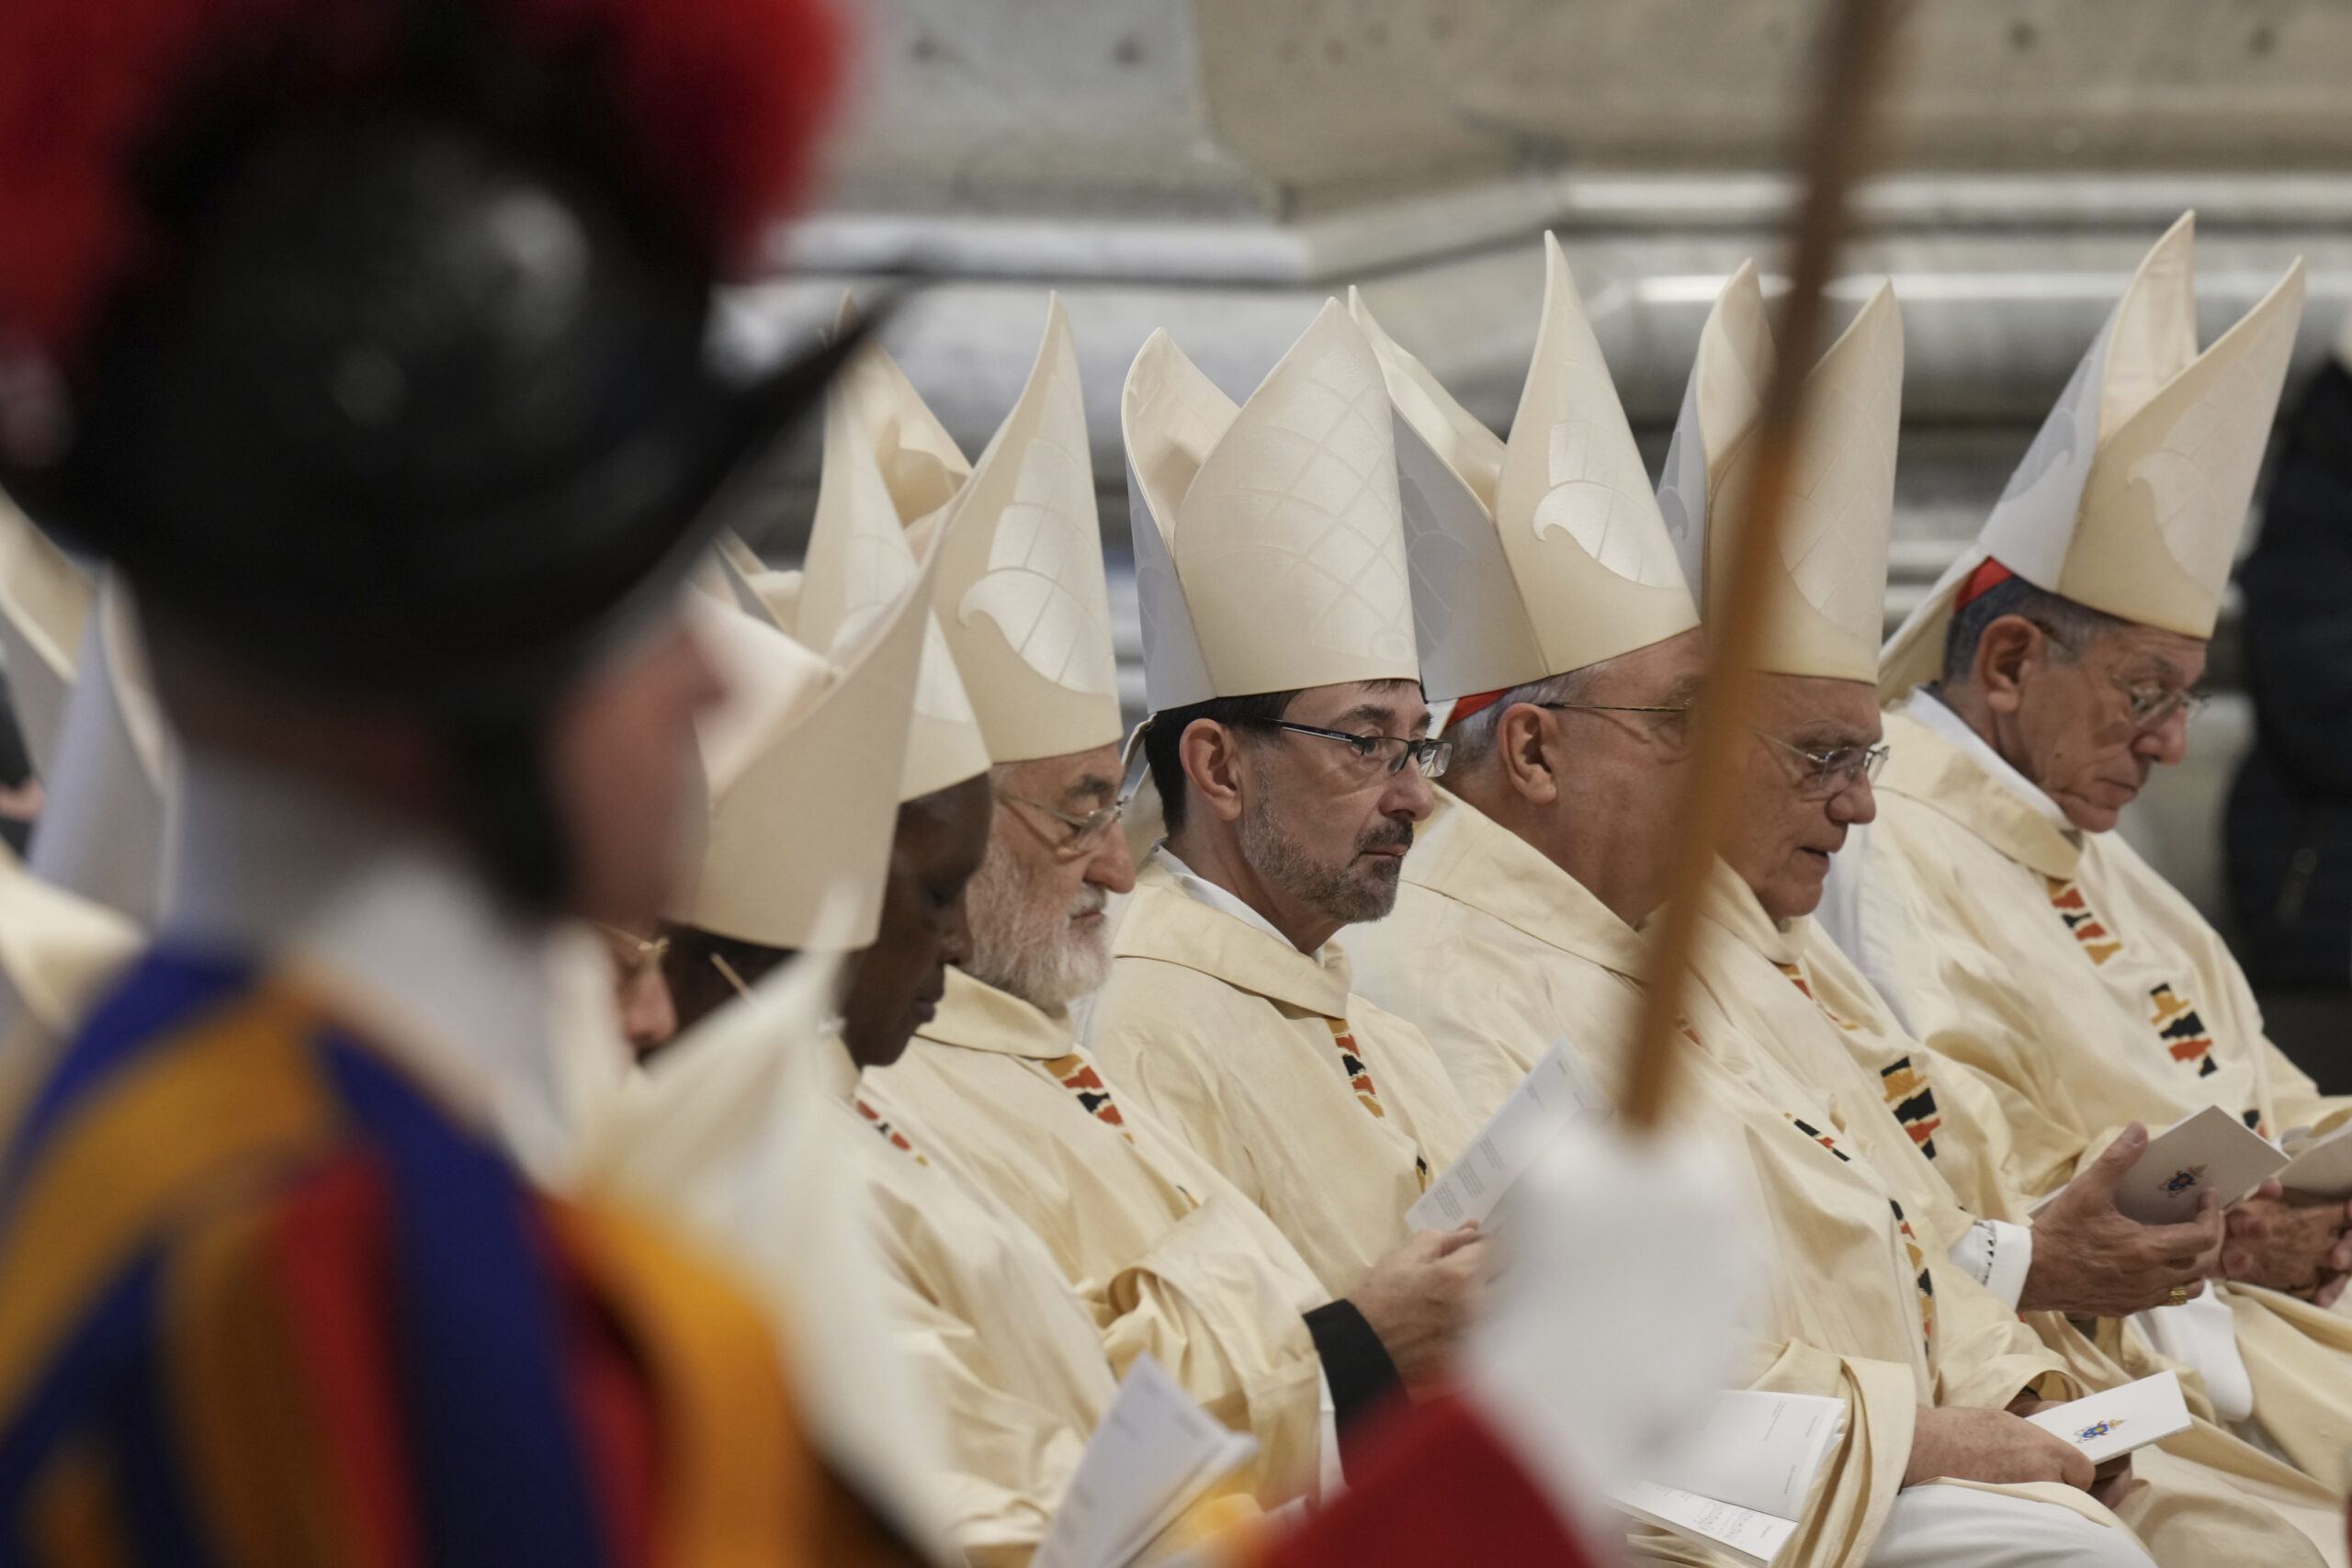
[
  {"xmin": 1611, "ymin": 1390, "xmax": 1846, "ymax": 1568},
  {"xmin": 1408, "ymin": 1038, "xmax": 1611, "ymax": 1233},
  {"xmin": 1031, "ymin": 1354, "xmax": 1257, "ymax": 1568},
  {"xmin": 2030, "ymin": 1105, "xmax": 2286, "ymax": 1224},
  {"xmin": 2023, "ymin": 1372, "xmax": 2192, "ymax": 1464}
]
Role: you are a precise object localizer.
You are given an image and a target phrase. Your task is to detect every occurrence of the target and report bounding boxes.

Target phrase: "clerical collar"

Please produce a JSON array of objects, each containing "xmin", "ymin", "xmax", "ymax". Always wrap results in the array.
[
  {"xmin": 160, "ymin": 748, "xmax": 570, "ymax": 1143},
  {"xmin": 1904, "ymin": 686, "xmax": 2076, "ymax": 839},
  {"xmin": 1148, "ymin": 842, "xmax": 1317, "ymax": 955}
]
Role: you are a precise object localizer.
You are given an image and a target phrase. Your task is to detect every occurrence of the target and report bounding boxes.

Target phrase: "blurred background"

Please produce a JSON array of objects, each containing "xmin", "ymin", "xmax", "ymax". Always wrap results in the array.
[{"xmin": 138, "ymin": 0, "xmax": 2352, "ymax": 1062}]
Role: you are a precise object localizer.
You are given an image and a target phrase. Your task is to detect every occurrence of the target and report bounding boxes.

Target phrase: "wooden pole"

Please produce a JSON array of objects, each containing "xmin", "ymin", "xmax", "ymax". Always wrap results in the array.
[{"xmin": 1621, "ymin": 0, "xmax": 1903, "ymax": 1129}]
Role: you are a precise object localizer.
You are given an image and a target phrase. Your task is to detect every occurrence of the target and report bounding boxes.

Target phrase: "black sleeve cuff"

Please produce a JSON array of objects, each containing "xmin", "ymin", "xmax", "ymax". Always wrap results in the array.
[{"xmin": 1303, "ymin": 1299, "xmax": 1406, "ymax": 1466}]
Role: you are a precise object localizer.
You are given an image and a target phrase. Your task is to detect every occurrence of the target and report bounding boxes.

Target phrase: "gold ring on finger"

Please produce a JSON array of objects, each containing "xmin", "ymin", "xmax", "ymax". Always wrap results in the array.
[{"xmin": 2166, "ymin": 1284, "xmax": 2190, "ymax": 1307}]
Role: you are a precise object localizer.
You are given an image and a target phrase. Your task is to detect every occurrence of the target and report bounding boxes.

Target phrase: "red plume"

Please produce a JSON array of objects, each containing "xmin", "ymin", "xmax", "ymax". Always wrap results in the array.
[{"xmin": 0, "ymin": 0, "xmax": 845, "ymax": 362}]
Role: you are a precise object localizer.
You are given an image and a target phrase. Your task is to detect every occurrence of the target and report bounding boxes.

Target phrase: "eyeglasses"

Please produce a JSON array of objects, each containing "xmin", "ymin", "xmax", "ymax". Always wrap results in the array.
[
  {"xmin": 1750, "ymin": 730, "xmax": 1888, "ymax": 800},
  {"xmin": 996, "ymin": 789, "xmax": 1125, "ymax": 852},
  {"xmin": 1252, "ymin": 720, "xmax": 1452, "ymax": 780},
  {"xmin": 2032, "ymin": 623, "xmax": 2208, "ymax": 732},
  {"xmin": 1533, "ymin": 700, "xmax": 1694, "ymax": 748},
  {"xmin": 595, "ymin": 922, "xmax": 671, "ymax": 978}
]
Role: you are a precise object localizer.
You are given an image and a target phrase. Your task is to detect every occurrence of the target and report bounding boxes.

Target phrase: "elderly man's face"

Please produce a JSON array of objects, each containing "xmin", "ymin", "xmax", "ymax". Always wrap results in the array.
[
  {"xmin": 1240, "ymin": 679, "xmax": 1437, "ymax": 925},
  {"xmin": 966, "ymin": 744, "xmax": 1136, "ymax": 1013},
  {"xmin": 1997, "ymin": 620, "xmax": 2206, "ymax": 833},
  {"xmin": 1726, "ymin": 675, "xmax": 1882, "ymax": 922}
]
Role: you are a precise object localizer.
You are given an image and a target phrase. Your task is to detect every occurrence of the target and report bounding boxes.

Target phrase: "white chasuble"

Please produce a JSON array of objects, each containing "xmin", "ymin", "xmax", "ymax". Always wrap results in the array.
[
  {"xmin": 867, "ymin": 967, "xmax": 1327, "ymax": 1502},
  {"xmin": 1085, "ymin": 859, "xmax": 1476, "ymax": 1298}
]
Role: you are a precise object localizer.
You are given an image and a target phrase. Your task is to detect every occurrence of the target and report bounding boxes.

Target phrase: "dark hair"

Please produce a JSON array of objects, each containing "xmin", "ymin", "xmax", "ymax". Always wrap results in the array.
[
  {"xmin": 1940, "ymin": 576, "xmax": 2131, "ymax": 684},
  {"xmin": 1142, "ymin": 689, "xmax": 1300, "ymax": 834}
]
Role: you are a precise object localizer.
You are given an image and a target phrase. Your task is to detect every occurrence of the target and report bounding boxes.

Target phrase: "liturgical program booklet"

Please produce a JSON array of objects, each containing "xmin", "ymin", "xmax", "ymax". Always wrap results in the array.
[
  {"xmin": 2030, "ymin": 1105, "xmax": 2287, "ymax": 1224},
  {"xmin": 1407, "ymin": 1037, "xmax": 1612, "ymax": 1232},
  {"xmin": 1031, "ymin": 1354, "xmax": 1257, "ymax": 1568},
  {"xmin": 2023, "ymin": 1372, "xmax": 2192, "ymax": 1464},
  {"xmin": 1611, "ymin": 1390, "xmax": 1847, "ymax": 1567}
]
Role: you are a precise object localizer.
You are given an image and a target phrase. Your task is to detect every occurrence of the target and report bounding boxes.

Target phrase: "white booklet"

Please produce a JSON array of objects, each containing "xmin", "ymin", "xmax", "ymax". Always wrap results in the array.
[
  {"xmin": 1408, "ymin": 1038, "xmax": 1611, "ymax": 1232},
  {"xmin": 1611, "ymin": 1390, "xmax": 1847, "ymax": 1568},
  {"xmin": 1031, "ymin": 1353, "xmax": 1258, "ymax": 1568},
  {"xmin": 2024, "ymin": 1371, "xmax": 2192, "ymax": 1464},
  {"xmin": 2031, "ymin": 1105, "xmax": 2286, "ymax": 1224},
  {"xmin": 2279, "ymin": 1122, "xmax": 2352, "ymax": 1200}
]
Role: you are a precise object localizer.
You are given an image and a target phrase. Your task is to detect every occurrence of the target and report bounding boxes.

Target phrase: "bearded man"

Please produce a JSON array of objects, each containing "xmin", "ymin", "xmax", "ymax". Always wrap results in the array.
[
  {"xmin": 1083, "ymin": 304, "xmax": 1478, "ymax": 1298},
  {"xmin": 1351, "ymin": 244, "xmax": 2340, "ymax": 1566},
  {"xmin": 861, "ymin": 299, "xmax": 1487, "ymax": 1496}
]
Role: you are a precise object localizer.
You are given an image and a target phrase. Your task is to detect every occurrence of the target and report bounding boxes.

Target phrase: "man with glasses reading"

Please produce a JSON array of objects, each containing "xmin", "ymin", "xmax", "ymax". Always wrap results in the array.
[
  {"xmin": 1833, "ymin": 220, "xmax": 2352, "ymax": 1488},
  {"xmin": 865, "ymin": 299, "xmax": 1487, "ymax": 1494},
  {"xmin": 1084, "ymin": 304, "xmax": 1483, "ymax": 1314}
]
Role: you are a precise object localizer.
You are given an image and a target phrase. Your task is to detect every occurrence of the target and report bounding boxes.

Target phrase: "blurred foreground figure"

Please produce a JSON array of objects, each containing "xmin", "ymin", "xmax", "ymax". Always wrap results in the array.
[
  {"xmin": 0, "ymin": 0, "xmax": 944, "ymax": 1560},
  {"xmin": 1837, "ymin": 218, "xmax": 2352, "ymax": 1495}
]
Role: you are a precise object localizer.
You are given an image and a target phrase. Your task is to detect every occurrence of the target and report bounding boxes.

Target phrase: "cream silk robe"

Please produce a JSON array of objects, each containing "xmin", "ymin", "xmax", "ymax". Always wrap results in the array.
[
  {"xmin": 1687, "ymin": 858, "xmax": 2344, "ymax": 1566},
  {"xmin": 1347, "ymin": 795, "xmax": 2308, "ymax": 1567},
  {"xmin": 867, "ymin": 967, "xmax": 1327, "ymax": 1503},
  {"xmin": 831, "ymin": 1047, "xmax": 1123, "ymax": 1567},
  {"xmin": 1842, "ymin": 703, "xmax": 2352, "ymax": 1491},
  {"xmin": 1086, "ymin": 859, "xmax": 1476, "ymax": 1299}
]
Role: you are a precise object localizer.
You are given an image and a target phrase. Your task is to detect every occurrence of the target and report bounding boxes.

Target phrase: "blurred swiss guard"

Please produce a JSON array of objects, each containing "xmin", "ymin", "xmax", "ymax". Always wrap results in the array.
[
  {"xmin": 0, "ymin": 0, "xmax": 956, "ymax": 1558},
  {"xmin": 1831, "ymin": 217, "xmax": 2352, "ymax": 1496},
  {"xmin": 1345, "ymin": 235, "xmax": 2340, "ymax": 1565},
  {"xmin": 1091, "ymin": 301, "xmax": 1481, "ymax": 1299}
]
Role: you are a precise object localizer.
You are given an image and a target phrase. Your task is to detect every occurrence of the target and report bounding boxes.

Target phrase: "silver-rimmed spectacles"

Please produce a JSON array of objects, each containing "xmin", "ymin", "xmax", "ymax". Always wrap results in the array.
[
  {"xmin": 996, "ymin": 790, "xmax": 1125, "ymax": 852},
  {"xmin": 1750, "ymin": 731, "xmax": 1888, "ymax": 800}
]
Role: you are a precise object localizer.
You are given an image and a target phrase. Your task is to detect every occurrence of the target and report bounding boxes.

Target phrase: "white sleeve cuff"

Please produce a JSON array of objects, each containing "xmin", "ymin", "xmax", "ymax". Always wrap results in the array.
[{"xmin": 1947, "ymin": 1219, "xmax": 2033, "ymax": 1310}]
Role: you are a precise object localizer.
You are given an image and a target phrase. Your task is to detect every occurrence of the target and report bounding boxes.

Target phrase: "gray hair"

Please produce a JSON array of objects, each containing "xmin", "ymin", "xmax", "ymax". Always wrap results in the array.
[
  {"xmin": 1939, "ymin": 576, "xmax": 2131, "ymax": 684},
  {"xmin": 1445, "ymin": 665, "xmax": 1603, "ymax": 775}
]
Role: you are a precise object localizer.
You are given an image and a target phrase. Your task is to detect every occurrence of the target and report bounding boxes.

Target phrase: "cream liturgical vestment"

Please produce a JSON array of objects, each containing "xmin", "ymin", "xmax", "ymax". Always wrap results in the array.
[
  {"xmin": 870, "ymin": 967, "xmax": 1328, "ymax": 1500},
  {"xmin": 1088, "ymin": 859, "xmax": 1475, "ymax": 1299},
  {"xmin": 1833, "ymin": 701, "xmax": 2352, "ymax": 1494},
  {"xmin": 1347, "ymin": 795, "xmax": 2333, "ymax": 1567}
]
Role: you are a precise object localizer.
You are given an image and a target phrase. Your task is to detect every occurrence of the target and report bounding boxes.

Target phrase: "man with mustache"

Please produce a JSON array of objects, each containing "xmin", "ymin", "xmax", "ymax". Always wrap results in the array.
[
  {"xmin": 1830, "ymin": 219, "xmax": 2352, "ymax": 1490},
  {"xmin": 1085, "ymin": 304, "xmax": 1480, "ymax": 1301},
  {"xmin": 863, "ymin": 299, "xmax": 1487, "ymax": 1498},
  {"xmin": 1351, "ymin": 242, "xmax": 2343, "ymax": 1565}
]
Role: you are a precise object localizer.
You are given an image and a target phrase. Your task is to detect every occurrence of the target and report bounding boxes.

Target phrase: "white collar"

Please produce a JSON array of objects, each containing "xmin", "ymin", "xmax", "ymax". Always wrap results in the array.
[
  {"xmin": 159, "ymin": 750, "xmax": 582, "ymax": 1147},
  {"xmin": 1148, "ymin": 841, "xmax": 1319, "ymax": 955},
  {"xmin": 1904, "ymin": 686, "xmax": 2077, "ymax": 838}
]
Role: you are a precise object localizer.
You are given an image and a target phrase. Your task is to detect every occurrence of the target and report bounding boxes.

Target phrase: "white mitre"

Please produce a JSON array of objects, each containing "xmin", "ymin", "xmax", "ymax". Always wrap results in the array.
[
  {"xmin": 1123, "ymin": 299, "xmax": 1419, "ymax": 709},
  {"xmin": 1668, "ymin": 273, "xmax": 1905, "ymax": 683},
  {"xmin": 797, "ymin": 362, "xmax": 991, "ymax": 801},
  {"xmin": 672, "ymin": 526, "xmax": 939, "ymax": 953},
  {"xmin": 32, "ymin": 572, "xmax": 175, "ymax": 925},
  {"xmin": 933, "ymin": 295, "xmax": 1124, "ymax": 762},
  {"xmin": 1879, "ymin": 214, "xmax": 2307, "ymax": 699},
  {"xmin": 0, "ymin": 495, "xmax": 93, "ymax": 779},
  {"xmin": 1352, "ymin": 233, "xmax": 1697, "ymax": 702}
]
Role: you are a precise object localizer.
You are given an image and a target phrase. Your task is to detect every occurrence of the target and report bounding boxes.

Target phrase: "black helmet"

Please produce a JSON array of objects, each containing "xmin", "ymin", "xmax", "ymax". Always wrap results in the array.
[{"xmin": 0, "ymin": 0, "xmax": 855, "ymax": 907}]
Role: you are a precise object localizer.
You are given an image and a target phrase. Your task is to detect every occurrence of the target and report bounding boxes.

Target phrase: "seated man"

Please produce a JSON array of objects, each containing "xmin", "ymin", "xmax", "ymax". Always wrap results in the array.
[
  {"xmin": 1349, "ymin": 243, "xmax": 2327, "ymax": 1564},
  {"xmin": 1088, "ymin": 303, "xmax": 1478, "ymax": 1298},
  {"xmin": 865, "ymin": 295, "xmax": 1482, "ymax": 1495},
  {"xmin": 0, "ymin": 0, "xmax": 922, "ymax": 1556},
  {"xmin": 1838, "ymin": 216, "xmax": 2352, "ymax": 1488}
]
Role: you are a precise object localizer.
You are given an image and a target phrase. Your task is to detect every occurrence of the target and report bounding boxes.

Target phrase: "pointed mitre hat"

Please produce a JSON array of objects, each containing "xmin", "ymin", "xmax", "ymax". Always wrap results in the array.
[
  {"xmin": 794, "ymin": 345, "xmax": 990, "ymax": 801},
  {"xmin": 1665, "ymin": 267, "xmax": 1905, "ymax": 682},
  {"xmin": 30, "ymin": 571, "xmax": 175, "ymax": 924},
  {"xmin": 1351, "ymin": 233, "xmax": 1697, "ymax": 706},
  {"xmin": 931, "ymin": 295, "xmax": 1124, "ymax": 763},
  {"xmin": 1123, "ymin": 299, "xmax": 1419, "ymax": 710},
  {"xmin": 673, "ymin": 497, "xmax": 943, "ymax": 953},
  {"xmin": 1879, "ymin": 215, "xmax": 2306, "ymax": 699},
  {"xmin": 0, "ymin": 496, "xmax": 95, "ymax": 779}
]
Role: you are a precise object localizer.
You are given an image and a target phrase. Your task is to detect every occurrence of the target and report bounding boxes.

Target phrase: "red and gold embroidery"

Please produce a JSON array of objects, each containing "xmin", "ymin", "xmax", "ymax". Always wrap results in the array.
[
  {"xmin": 2046, "ymin": 875, "xmax": 2123, "ymax": 966},
  {"xmin": 1878, "ymin": 1055, "xmax": 1943, "ymax": 1160},
  {"xmin": 1042, "ymin": 1052, "xmax": 1135, "ymax": 1145},
  {"xmin": 856, "ymin": 1098, "xmax": 928, "ymax": 1165},
  {"xmin": 1891, "ymin": 1197, "xmax": 1936, "ymax": 1359},
  {"xmin": 2147, "ymin": 983, "xmax": 2219, "ymax": 1078},
  {"xmin": 1328, "ymin": 1019, "xmax": 1430, "ymax": 1190}
]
